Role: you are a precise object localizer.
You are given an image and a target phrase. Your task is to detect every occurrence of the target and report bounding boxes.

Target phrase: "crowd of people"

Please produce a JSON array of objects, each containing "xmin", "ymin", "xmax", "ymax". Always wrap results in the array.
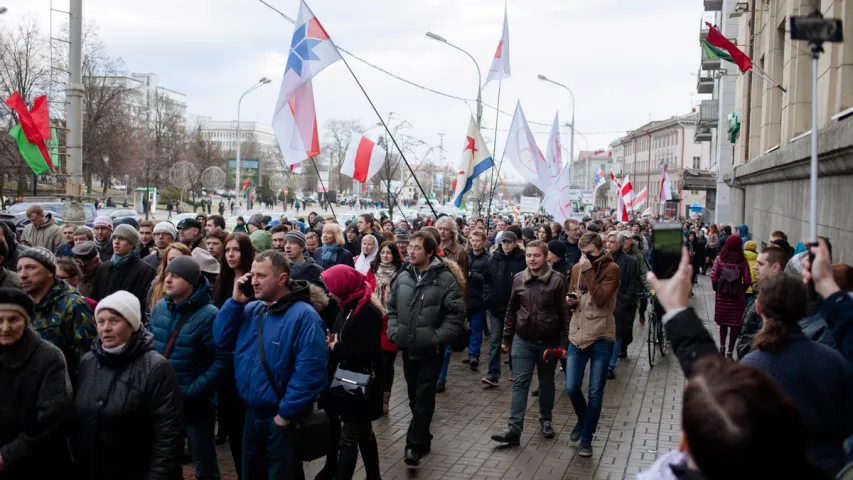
[{"xmin": 1, "ymin": 202, "xmax": 852, "ymax": 480}]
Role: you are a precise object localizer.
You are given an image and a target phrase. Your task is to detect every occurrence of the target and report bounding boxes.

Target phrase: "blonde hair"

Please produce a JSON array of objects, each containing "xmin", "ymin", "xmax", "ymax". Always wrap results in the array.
[
  {"xmin": 149, "ymin": 242, "xmax": 191, "ymax": 312},
  {"xmin": 322, "ymin": 223, "xmax": 344, "ymax": 246}
]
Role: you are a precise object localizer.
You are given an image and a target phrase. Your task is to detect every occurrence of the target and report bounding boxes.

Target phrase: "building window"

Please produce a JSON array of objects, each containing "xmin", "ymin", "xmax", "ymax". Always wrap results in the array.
[{"xmin": 693, "ymin": 156, "xmax": 700, "ymax": 169}]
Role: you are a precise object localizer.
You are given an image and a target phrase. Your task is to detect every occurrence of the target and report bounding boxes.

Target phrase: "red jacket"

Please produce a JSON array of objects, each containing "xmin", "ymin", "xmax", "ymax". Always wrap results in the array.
[{"xmin": 710, "ymin": 258, "xmax": 752, "ymax": 327}]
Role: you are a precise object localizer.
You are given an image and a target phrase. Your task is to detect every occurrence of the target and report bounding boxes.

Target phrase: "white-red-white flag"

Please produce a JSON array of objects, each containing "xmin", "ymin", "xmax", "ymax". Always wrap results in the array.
[
  {"xmin": 631, "ymin": 187, "xmax": 647, "ymax": 209},
  {"xmin": 545, "ymin": 112, "xmax": 562, "ymax": 180},
  {"xmin": 621, "ymin": 175, "xmax": 634, "ymax": 209},
  {"xmin": 660, "ymin": 164, "xmax": 674, "ymax": 202},
  {"xmin": 341, "ymin": 133, "xmax": 385, "ymax": 183},
  {"xmin": 483, "ymin": 8, "xmax": 510, "ymax": 88}
]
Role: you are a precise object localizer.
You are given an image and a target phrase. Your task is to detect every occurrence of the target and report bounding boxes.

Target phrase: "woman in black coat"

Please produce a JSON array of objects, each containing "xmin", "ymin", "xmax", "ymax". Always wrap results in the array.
[
  {"xmin": 71, "ymin": 291, "xmax": 183, "ymax": 480},
  {"xmin": 0, "ymin": 288, "xmax": 73, "ymax": 480},
  {"xmin": 320, "ymin": 265, "xmax": 383, "ymax": 480}
]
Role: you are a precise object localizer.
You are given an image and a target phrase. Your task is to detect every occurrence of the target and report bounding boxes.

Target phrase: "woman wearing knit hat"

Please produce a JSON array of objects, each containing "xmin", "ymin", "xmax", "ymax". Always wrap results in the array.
[
  {"xmin": 0, "ymin": 287, "xmax": 74, "ymax": 479},
  {"xmin": 71, "ymin": 291, "xmax": 184, "ymax": 480}
]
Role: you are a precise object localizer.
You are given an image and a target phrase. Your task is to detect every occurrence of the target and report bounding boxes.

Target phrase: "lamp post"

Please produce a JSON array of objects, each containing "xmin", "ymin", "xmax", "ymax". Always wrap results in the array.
[
  {"xmin": 538, "ymin": 74, "xmax": 575, "ymax": 171},
  {"xmin": 426, "ymin": 32, "xmax": 482, "ymax": 124},
  {"xmin": 235, "ymin": 77, "xmax": 271, "ymax": 202}
]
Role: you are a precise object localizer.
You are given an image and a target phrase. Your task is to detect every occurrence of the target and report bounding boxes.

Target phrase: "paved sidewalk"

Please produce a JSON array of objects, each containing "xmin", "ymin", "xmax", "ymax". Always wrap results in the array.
[{"xmin": 188, "ymin": 275, "xmax": 718, "ymax": 480}]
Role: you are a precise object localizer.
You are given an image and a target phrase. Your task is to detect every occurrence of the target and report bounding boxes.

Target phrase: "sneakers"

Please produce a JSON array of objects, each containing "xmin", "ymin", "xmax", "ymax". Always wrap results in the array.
[
  {"xmin": 569, "ymin": 423, "xmax": 583, "ymax": 443},
  {"xmin": 481, "ymin": 376, "xmax": 499, "ymax": 388},
  {"xmin": 462, "ymin": 357, "xmax": 470, "ymax": 364},
  {"xmin": 491, "ymin": 428, "xmax": 521, "ymax": 445},
  {"xmin": 541, "ymin": 421, "xmax": 554, "ymax": 438},
  {"xmin": 469, "ymin": 356, "xmax": 480, "ymax": 369},
  {"xmin": 542, "ymin": 348, "xmax": 566, "ymax": 367},
  {"xmin": 436, "ymin": 382, "xmax": 446, "ymax": 393},
  {"xmin": 578, "ymin": 439, "xmax": 593, "ymax": 457},
  {"xmin": 606, "ymin": 368, "xmax": 615, "ymax": 380},
  {"xmin": 531, "ymin": 388, "xmax": 539, "ymax": 397}
]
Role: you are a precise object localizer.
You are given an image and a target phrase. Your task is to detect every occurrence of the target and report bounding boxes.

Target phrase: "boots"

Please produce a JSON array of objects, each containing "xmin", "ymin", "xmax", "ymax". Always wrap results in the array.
[{"xmin": 382, "ymin": 392, "xmax": 391, "ymax": 416}]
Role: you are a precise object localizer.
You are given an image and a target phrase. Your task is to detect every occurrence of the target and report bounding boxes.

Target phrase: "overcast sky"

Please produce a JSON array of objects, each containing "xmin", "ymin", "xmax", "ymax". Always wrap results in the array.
[{"xmin": 9, "ymin": 0, "xmax": 709, "ymax": 181}]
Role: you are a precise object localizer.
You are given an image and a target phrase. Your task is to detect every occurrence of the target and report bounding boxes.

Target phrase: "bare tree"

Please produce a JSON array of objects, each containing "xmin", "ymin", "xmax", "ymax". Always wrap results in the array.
[
  {"xmin": 0, "ymin": 19, "xmax": 50, "ymax": 196},
  {"xmin": 136, "ymin": 91, "xmax": 186, "ymax": 218},
  {"xmin": 186, "ymin": 127, "xmax": 224, "ymax": 202},
  {"xmin": 323, "ymin": 119, "xmax": 364, "ymax": 194}
]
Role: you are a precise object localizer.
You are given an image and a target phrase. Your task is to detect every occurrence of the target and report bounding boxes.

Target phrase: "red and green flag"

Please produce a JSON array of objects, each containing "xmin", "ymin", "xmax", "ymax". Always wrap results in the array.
[
  {"xmin": 5, "ymin": 92, "xmax": 55, "ymax": 174},
  {"xmin": 703, "ymin": 22, "xmax": 752, "ymax": 72}
]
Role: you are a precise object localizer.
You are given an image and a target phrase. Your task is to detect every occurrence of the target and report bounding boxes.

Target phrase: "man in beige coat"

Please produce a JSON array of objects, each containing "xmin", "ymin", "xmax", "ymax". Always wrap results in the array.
[{"xmin": 21, "ymin": 205, "xmax": 64, "ymax": 252}]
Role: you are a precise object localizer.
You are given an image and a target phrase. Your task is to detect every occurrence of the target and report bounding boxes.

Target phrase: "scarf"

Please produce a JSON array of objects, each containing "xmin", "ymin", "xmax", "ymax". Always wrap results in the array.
[
  {"xmin": 111, "ymin": 251, "xmax": 132, "ymax": 268},
  {"xmin": 373, "ymin": 262, "xmax": 398, "ymax": 304},
  {"xmin": 321, "ymin": 243, "xmax": 342, "ymax": 262},
  {"xmin": 103, "ymin": 342, "xmax": 128, "ymax": 354},
  {"xmin": 321, "ymin": 265, "xmax": 374, "ymax": 317},
  {"xmin": 95, "ymin": 238, "xmax": 109, "ymax": 250},
  {"xmin": 354, "ymin": 247, "xmax": 377, "ymax": 275}
]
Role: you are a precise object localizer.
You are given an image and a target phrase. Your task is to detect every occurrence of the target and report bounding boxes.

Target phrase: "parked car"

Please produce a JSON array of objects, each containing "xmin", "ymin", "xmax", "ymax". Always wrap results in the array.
[
  {"xmin": 107, "ymin": 209, "xmax": 141, "ymax": 223},
  {"xmin": 0, "ymin": 201, "xmax": 96, "ymax": 235}
]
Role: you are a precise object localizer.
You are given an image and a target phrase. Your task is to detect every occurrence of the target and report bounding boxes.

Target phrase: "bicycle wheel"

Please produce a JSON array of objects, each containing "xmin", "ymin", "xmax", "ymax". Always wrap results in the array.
[{"xmin": 647, "ymin": 310, "xmax": 656, "ymax": 367}]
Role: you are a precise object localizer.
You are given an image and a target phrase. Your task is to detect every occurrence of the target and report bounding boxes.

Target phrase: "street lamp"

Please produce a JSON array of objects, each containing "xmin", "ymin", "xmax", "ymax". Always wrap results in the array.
[
  {"xmin": 235, "ymin": 77, "xmax": 271, "ymax": 201},
  {"xmin": 426, "ymin": 32, "xmax": 482, "ymax": 124},
  {"xmin": 538, "ymin": 74, "xmax": 576, "ymax": 172}
]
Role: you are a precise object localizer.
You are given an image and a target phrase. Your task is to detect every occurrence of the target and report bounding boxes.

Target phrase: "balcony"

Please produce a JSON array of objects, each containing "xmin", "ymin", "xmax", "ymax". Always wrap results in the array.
[
  {"xmin": 694, "ymin": 126, "xmax": 713, "ymax": 142},
  {"xmin": 704, "ymin": 0, "xmax": 723, "ymax": 11},
  {"xmin": 697, "ymin": 70, "xmax": 714, "ymax": 94},
  {"xmin": 698, "ymin": 99, "xmax": 719, "ymax": 126}
]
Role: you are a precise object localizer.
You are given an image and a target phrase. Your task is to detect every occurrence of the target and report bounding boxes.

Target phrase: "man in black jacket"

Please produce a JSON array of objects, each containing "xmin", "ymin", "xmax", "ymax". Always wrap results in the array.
[
  {"xmin": 605, "ymin": 232, "xmax": 640, "ymax": 379},
  {"xmin": 560, "ymin": 218, "xmax": 582, "ymax": 270},
  {"xmin": 91, "ymin": 224, "xmax": 156, "ymax": 310},
  {"xmin": 464, "ymin": 230, "xmax": 491, "ymax": 369},
  {"xmin": 482, "ymin": 231, "xmax": 526, "ymax": 387}
]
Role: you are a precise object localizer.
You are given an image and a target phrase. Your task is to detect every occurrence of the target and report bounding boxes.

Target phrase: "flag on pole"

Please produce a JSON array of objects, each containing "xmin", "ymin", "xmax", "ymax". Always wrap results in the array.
[
  {"xmin": 483, "ymin": 7, "xmax": 510, "ymax": 88},
  {"xmin": 341, "ymin": 133, "xmax": 385, "ymax": 184},
  {"xmin": 660, "ymin": 164, "xmax": 674, "ymax": 202},
  {"xmin": 505, "ymin": 101, "xmax": 551, "ymax": 191},
  {"xmin": 272, "ymin": 0, "xmax": 340, "ymax": 165},
  {"xmin": 592, "ymin": 166, "xmax": 606, "ymax": 199},
  {"xmin": 6, "ymin": 92, "xmax": 54, "ymax": 172},
  {"xmin": 631, "ymin": 187, "xmax": 648, "ymax": 209},
  {"xmin": 543, "ymin": 162, "xmax": 574, "ymax": 224},
  {"xmin": 453, "ymin": 117, "xmax": 494, "ymax": 207},
  {"xmin": 621, "ymin": 175, "xmax": 634, "ymax": 211},
  {"xmin": 545, "ymin": 112, "xmax": 562, "ymax": 180},
  {"xmin": 703, "ymin": 23, "xmax": 751, "ymax": 72}
]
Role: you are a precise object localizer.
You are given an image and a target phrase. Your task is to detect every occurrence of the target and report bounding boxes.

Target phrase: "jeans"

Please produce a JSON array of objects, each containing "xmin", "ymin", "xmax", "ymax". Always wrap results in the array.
[
  {"xmin": 486, "ymin": 312, "xmax": 505, "ymax": 380},
  {"xmin": 507, "ymin": 336, "xmax": 558, "ymax": 434},
  {"xmin": 185, "ymin": 403, "xmax": 220, "ymax": 480},
  {"xmin": 468, "ymin": 310, "xmax": 485, "ymax": 357},
  {"xmin": 438, "ymin": 345, "xmax": 452, "ymax": 384},
  {"xmin": 565, "ymin": 339, "xmax": 614, "ymax": 442},
  {"xmin": 242, "ymin": 411, "xmax": 303, "ymax": 480},
  {"xmin": 609, "ymin": 335, "xmax": 622, "ymax": 370},
  {"xmin": 402, "ymin": 350, "xmax": 443, "ymax": 454}
]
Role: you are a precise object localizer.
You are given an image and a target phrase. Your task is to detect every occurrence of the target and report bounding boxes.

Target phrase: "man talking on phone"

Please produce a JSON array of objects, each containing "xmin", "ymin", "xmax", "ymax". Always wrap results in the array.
[{"xmin": 213, "ymin": 250, "xmax": 328, "ymax": 479}]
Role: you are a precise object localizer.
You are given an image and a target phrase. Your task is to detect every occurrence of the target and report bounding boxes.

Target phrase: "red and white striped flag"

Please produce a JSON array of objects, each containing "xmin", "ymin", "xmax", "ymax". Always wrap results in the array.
[
  {"xmin": 341, "ymin": 133, "xmax": 385, "ymax": 183},
  {"xmin": 620, "ymin": 175, "xmax": 633, "ymax": 221},
  {"xmin": 631, "ymin": 187, "xmax": 647, "ymax": 209}
]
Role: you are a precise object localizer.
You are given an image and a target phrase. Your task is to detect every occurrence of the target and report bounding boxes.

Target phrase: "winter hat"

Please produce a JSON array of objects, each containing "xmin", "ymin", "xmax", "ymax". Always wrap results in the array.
[
  {"xmin": 724, "ymin": 234, "xmax": 743, "ymax": 250},
  {"xmin": 192, "ymin": 247, "xmax": 220, "ymax": 275},
  {"xmin": 0, "ymin": 287, "xmax": 34, "ymax": 321},
  {"xmin": 247, "ymin": 215, "xmax": 264, "ymax": 230},
  {"xmin": 18, "ymin": 246, "xmax": 57, "ymax": 275},
  {"xmin": 395, "ymin": 232, "xmax": 411, "ymax": 243},
  {"xmin": 114, "ymin": 217, "xmax": 139, "ymax": 231},
  {"xmin": 250, "ymin": 230, "xmax": 273, "ymax": 252},
  {"xmin": 95, "ymin": 291, "xmax": 141, "ymax": 331},
  {"xmin": 71, "ymin": 241, "xmax": 99, "ymax": 262},
  {"xmin": 284, "ymin": 230, "xmax": 306, "ymax": 249},
  {"xmin": 500, "ymin": 231, "xmax": 518, "ymax": 243},
  {"xmin": 547, "ymin": 240, "xmax": 566, "ymax": 258},
  {"xmin": 522, "ymin": 227, "xmax": 535, "ymax": 240},
  {"xmin": 153, "ymin": 221, "xmax": 177, "ymax": 239},
  {"xmin": 165, "ymin": 255, "xmax": 202, "ymax": 287},
  {"xmin": 744, "ymin": 240, "xmax": 757, "ymax": 252},
  {"xmin": 112, "ymin": 224, "xmax": 140, "ymax": 248},
  {"xmin": 93, "ymin": 216, "xmax": 113, "ymax": 230}
]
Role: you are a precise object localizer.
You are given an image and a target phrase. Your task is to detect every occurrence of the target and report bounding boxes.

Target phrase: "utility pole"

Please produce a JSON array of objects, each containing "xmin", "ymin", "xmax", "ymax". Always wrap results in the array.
[
  {"xmin": 64, "ymin": 0, "xmax": 86, "ymax": 225},
  {"xmin": 438, "ymin": 133, "xmax": 445, "ymax": 205}
]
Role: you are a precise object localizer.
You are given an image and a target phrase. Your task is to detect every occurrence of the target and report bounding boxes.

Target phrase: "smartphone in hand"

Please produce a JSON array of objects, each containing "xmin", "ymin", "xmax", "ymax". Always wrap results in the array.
[{"xmin": 239, "ymin": 273, "xmax": 254, "ymax": 298}]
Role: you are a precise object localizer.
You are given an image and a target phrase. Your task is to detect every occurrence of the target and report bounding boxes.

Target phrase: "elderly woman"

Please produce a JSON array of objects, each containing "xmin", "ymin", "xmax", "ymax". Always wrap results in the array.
[
  {"xmin": 0, "ymin": 288, "xmax": 73, "ymax": 479},
  {"xmin": 314, "ymin": 222, "xmax": 355, "ymax": 270},
  {"xmin": 71, "ymin": 291, "xmax": 183, "ymax": 480}
]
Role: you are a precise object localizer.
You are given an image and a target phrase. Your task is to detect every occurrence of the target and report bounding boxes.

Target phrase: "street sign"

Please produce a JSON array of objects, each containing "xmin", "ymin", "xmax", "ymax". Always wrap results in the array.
[{"xmin": 283, "ymin": 187, "xmax": 289, "ymax": 195}]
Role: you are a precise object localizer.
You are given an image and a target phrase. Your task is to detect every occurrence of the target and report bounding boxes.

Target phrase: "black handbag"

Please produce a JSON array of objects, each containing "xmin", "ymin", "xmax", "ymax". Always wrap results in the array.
[
  {"xmin": 257, "ymin": 312, "xmax": 329, "ymax": 463},
  {"xmin": 329, "ymin": 311, "xmax": 373, "ymax": 401}
]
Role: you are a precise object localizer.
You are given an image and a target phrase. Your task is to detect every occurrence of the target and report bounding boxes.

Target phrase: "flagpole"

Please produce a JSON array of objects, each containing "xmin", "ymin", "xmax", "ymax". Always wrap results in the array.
[
  {"xmin": 749, "ymin": 65, "xmax": 787, "ymax": 93},
  {"xmin": 485, "ymin": 75, "xmax": 503, "ymax": 223},
  {"xmin": 309, "ymin": 156, "xmax": 337, "ymax": 221},
  {"xmin": 334, "ymin": 53, "xmax": 439, "ymax": 219}
]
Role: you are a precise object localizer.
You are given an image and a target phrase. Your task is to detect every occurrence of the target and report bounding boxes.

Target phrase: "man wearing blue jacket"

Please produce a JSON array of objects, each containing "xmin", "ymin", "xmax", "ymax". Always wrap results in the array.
[
  {"xmin": 151, "ymin": 256, "xmax": 227, "ymax": 480},
  {"xmin": 214, "ymin": 250, "xmax": 328, "ymax": 480}
]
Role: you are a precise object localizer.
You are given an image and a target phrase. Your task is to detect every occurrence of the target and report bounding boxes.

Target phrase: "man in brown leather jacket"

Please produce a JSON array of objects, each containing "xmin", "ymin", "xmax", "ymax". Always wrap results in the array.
[{"xmin": 491, "ymin": 240, "xmax": 569, "ymax": 445}]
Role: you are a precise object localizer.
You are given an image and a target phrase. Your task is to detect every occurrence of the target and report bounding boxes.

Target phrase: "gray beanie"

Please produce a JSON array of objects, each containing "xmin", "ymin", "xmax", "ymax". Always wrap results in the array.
[
  {"xmin": 112, "ymin": 224, "xmax": 140, "ymax": 248},
  {"xmin": 165, "ymin": 256, "xmax": 201, "ymax": 287},
  {"xmin": 284, "ymin": 230, "xmax": 306, "ymax": 249},
  {"xmin": 18, "ymin": 246, "xmax": 57, "ymax": 275}
]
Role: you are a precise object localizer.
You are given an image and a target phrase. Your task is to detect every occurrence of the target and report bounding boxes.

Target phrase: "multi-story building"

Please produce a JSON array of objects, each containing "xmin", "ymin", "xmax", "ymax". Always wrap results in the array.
[
  {"xmin": 193, "ymin": 117, "xmax": 278, "ymax": 155},
  {"xmin": 697, "ymin": 0, "xmax": 740, "ymax": 225},
  {"xmin": 89, "ymin": 72, "xmax": 187, "ymax": 123},
  {"xmin": 725, "ymin": 0, "xmax": 853, "ymax": 263},
  {"xmin": 572, "ymin": 150, "xmax": 613, "ymax": 205},
  {"xmin": 608, "ymin": 113, "xmax": 713, "ymax": 217}
]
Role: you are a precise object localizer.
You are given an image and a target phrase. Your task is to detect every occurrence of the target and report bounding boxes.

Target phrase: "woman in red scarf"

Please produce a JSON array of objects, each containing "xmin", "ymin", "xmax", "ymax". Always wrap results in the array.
[{"xmin": 320, "ymin": 265, "xmax": 383, "ymax": 480}]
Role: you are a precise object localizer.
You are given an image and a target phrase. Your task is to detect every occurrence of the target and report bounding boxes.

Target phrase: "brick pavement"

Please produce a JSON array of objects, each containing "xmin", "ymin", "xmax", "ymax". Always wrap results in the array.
[{"xmin": 186, "ymin": 276, "xmax": 718, "ymax": 480}]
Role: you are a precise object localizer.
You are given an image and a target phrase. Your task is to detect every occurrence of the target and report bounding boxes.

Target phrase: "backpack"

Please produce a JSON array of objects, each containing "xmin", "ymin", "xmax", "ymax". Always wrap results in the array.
[{"xmin": 717, "ymin": 263, "xmax": 742, "ymax": 296}]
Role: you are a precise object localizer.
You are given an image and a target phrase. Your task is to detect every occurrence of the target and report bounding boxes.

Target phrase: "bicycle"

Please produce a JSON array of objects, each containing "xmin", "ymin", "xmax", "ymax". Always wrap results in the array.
[{"xmin": 646, "ymin": 295, "xmax": 668, "ymax": 368}]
